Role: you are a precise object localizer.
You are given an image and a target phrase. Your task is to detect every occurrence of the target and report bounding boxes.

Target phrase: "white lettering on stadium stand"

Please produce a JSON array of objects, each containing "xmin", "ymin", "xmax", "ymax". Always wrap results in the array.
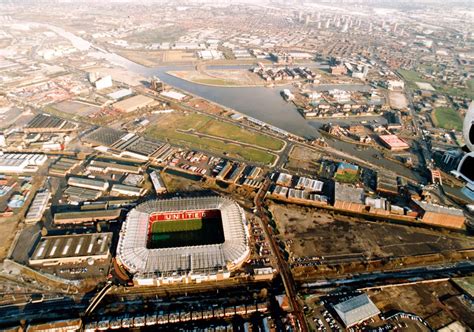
[{"xmin": 149, "ymin": 210, "xmax": 219, "ymax": 223}]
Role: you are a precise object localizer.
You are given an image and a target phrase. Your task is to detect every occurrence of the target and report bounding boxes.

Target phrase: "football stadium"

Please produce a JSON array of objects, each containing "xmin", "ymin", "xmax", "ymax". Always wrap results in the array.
[{"xmin": 117, "ymin": 196, "xmax": 250, "ymax": 286}]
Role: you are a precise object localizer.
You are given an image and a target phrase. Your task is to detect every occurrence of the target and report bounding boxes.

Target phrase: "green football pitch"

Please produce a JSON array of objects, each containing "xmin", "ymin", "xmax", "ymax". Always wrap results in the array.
[
  {"xmin": 148, "ymin": 216, "xmax": 225, "ymax": 249},
  {"xmin": 151, "ymin": 219, "xmax": 203, "ymax": 233}
]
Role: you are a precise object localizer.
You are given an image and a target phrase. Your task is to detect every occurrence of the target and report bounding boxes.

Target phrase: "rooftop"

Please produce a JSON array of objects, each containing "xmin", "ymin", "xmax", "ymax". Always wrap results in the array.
[
  {"xmin": 30, "ymin": 233, "xmax": 112, "ymax": 263},
  {"xmin": 333, "ymin": 294, "xmax": 380, "ymax": 327}
]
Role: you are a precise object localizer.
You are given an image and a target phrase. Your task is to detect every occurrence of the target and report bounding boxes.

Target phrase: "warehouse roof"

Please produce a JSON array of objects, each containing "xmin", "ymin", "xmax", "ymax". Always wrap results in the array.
[
  {"xmin": 54, "ymin": 209, "xmax": 122, "ymax": 222},
  {"xmin": 113, "ymin": 94, "xmax": 155, "ymax": 112},
  {"xmin": 413, "ymin": 200, "xmax": 464, "ymax": 216},
  {"xmin": 30, "ymin": 233, "xmax": 112, "ymax": 263},
  {"xmin": 333, "ymin": 294, "xmax": 380, "ymax": 327},
  {"xmin": 334, "ymin": 183, "xmax": 365, "ymax": 204}
]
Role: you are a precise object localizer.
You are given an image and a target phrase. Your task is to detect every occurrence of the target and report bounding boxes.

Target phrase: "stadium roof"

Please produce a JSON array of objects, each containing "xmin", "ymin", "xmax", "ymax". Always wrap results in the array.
[
  {"xmin": 333, "ymin": 294, "xmax": 380, "ymax": 327},
  {"xmin": 117, "ymin": 196, "xmax": 249, "ymax": 279}
]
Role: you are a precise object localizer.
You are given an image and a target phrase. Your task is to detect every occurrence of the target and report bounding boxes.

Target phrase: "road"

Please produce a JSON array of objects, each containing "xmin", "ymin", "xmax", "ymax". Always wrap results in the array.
[{"xmin": 254, "ymin": 179, "xmax": 308, "ymax": 332}]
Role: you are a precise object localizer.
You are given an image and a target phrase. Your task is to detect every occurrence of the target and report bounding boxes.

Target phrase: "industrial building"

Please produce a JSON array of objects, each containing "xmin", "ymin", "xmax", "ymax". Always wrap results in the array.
[
  {"xmin": 25, "ymin": 190, "xmax": 51, "ymax": 224},
  {"xmin": 110, "ymin": 184, "xmax": 146, "ymax": 197},
  {"xmin": 295, "ymin": 177, "xmax": 324, "ymax": 192},
  {"xmin": 379, "ymin": 134, "xmax": 410, "ymax": 151},
  {"xmin": 87, "ymin": 160, "xmax": 142, "ymax": 174},
  {"xmin": 53, "ymin": 209, "xmax": 122, "ymax": 225},
  {"xmin": 377, "ymin": 173, "xmax": 399, "ymax": 196},
  {"xmin": 49, "ymin": 158, "xmax": 82, "ymax": 177},
  {"xmin": 117, "ymin": 196, "xmax": 250, "ymax": 286},
  {"xmin": 333, "ymin": 294, "xmax": 380, "ymax": 327},
  {"xmin": 0, "ymin": 153, "xmax": 47, "ymax": 173},
  {"xmin": 24, "ymin": 114, "xmax": 77, "ymax": 133},
  {"xmin": 276, "ymin": 172, "xmax": 292, "ymax": 186},
  {"xmin": 333, "ymin": 183, "xmax": 366, "ymax": 212},
  {"xmin": 113, "ymin": 95, "xmax": 155, "ymax": 113},
  {"xmin": 84, "ymin": 127, "xmax": 163, "ymax": 161},
  {"xmin": 413, "ymin": 200, "xmax": 466, "ymax": 229},
  {"xmin": 29, "ymin": 233, "xmax": 112, "ymax": 266},
  {"xmin": 67, "ymin": 177, "xmax": 109, "ymax": 191},
  {"xmin": 64, "ymin": 186, "xmax": 103, "ymax": 203},
  {"xmin": 150, "ymin": 170, "xmax": 167, "ymax": 194}
]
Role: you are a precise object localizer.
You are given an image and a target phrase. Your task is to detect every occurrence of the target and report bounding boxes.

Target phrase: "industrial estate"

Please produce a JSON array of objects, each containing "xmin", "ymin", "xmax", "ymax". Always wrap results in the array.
[{"xmin": 0, "ymin": 0, "xmax": 472, "ymax": 331}]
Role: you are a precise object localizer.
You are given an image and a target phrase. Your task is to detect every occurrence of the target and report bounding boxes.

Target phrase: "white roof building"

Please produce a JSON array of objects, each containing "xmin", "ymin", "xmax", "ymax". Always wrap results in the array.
[{"xmin": 333, "ymin": 294, "xmax": 380, "ymax": 327}]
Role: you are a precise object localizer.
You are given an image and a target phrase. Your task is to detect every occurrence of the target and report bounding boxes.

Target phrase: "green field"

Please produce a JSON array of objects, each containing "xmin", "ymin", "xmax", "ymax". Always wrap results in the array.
[
  {"xmin": 125, "ymin": 26, "xmax": 186, "ymax": 44},
  {"xmin": 144, "ymin": 112, "xmax": 278, "ymax": 164},
  {"xmin": 200, "ymin": 120, "xmax": 284, "ymax": 151},
  {"xmin": 334, "ymin": 171, "xmax": 359, "ymax": 183},
  {"xmin": 398, "ymin": 69, "xmax": 474, "ymax": 99},
  {"xmin": 151, "ymin": 219, "xmax": 202, "ymax": 233},
  {"xmin": 148, "ymin": 216, "xmax": 225, "ymax": 249},
  {"xmin": 432, "ymin": 108, "xmax": 463, "ymax": 131}
]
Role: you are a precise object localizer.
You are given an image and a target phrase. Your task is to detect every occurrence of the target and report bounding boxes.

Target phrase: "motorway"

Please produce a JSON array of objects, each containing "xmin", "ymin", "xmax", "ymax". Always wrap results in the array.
[{"xmin": 254, "ymin": 179, "xmax": 309, "ymax": 332}]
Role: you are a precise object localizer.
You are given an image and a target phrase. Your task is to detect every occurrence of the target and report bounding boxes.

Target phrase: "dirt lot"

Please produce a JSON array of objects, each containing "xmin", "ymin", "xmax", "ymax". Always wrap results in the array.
[
  {"xmin": 269, "ymin": 203, "xmax": 474, "ymax": 261},
  {"xmin": 85, "ymin": 66, "xmax": 146, "ymax": 86},
  {"xmin": 52, "ymin": 100, "xmax": 100, "ymax": 117},
  {"xmin": 287, "ymin": 146, "xmax": 322, "ymax": 173},
  {"xmin": 0, "ymin": 217, "xmax": 20, "ymax": 261},
  {"xmin": 117, "ymin": 50, "xmax": 196, "ymax": 67},
  {"xmin": 168, "ymin": 69, "xmax": 265, "ymax": 87},
  {"xmin": 368, "ymin": 280, "xmax": 473, "ymax": 329},
  {"xmin": 388, "ymin": 91, "xmax": 408, "ymax": 110}
]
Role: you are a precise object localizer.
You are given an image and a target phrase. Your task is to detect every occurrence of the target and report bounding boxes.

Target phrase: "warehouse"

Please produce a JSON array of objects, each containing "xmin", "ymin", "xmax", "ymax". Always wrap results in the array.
[
  {"xmin": 87, "ymin": 160, "xmax": 142, "ymax": 174},
  {"xmin": 24, "ymin": 114, "xmax": 77, "ymax": 133},
  {"xmin": 64, "ymin": 186, "xmax": 103, "ymax": 203},
  {"xmin": 378, "ymin": 134, "xmax": 410, "ymax": 151},
  {"xmin": 49, "ymin": 158, "xmax": 82, "ymax": 177},
  {"xmin": 54, "ymin": 209, "xmax": 122, "ymax": 225},
  {"xmin": 110, "ymin": 184, "xmax": 146, "ymax": 197},
  {"xmin": 0, "ymin": 153, "xmax": 47, "ymax": 173},
  {"xmin": 413, "ymin": 200, "xmax": 466, "ymax": 229},
  {"xmin": 334, "ymin": 183, "xmax": 366, "ymax": 212},
  {"xmin": 25, "ymin": 190, "xmax": 51, "ymax": 224},
  {"xmin": 150, "ymin": 170, "xmax": 167, "ymax": 194},
  {"xmin": 295, "ymin": 177, "xmax": 324, "ymax": 192},
  {"xmin": 333, "ymin": 294, "xmax": 380, "ymax": 328},
  {"xmin": 67, "ymin": 177, "xmax": 109, "ymax": 191},
  {"xmin": 29, "ymin": 233, "xmax": 112, "ymax": 266},
  {"xmin": 376, "ymin": 173, "xmax": 399, "ymax": 196},
  {"xmin": 113, "ymin": 95, "xmax": 155, "ymax": 113},
  {"xmin": 276, "ymin": 172, "xmax": 292, "ymax": 186}
]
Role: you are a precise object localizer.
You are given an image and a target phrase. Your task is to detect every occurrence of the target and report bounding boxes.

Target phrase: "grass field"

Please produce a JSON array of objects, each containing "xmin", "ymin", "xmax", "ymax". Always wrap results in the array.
[
  {"xmin": 151, "ymin": 219, "xmax": 202, "ymax": 233},
  {"xmin": 125, "ymin": 26, "xmax": 185, "ymax": 44},
  {"xmin": 432, "ymin": 108, "xmax": 463, "ymax": 131},
  {"xmin": 334, "ymin": 171, "xmax": 359, "ymax": 183},
  {"xmin": 148, "ymin": 216, "xmax": 224, "ymax": 249},
  {"xmin": 144, "ymin": 112, "xmax": 278, "ymax": 164},
  {"xmin": 398, "ymin": 69, "xmax": 474, "ymax": 99},
  {"xmin": 194, "ymin": 78, "xmax": 236, "ymax": 86},
  {"xmin": 200, "ymin": 120, "xmax": 284, "ymax": 151}
]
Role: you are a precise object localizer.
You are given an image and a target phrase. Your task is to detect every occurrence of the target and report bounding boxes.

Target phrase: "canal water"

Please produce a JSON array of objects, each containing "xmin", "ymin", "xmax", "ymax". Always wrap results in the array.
[{"xmin": 47, "ymin": 24, "xmax": 422, "ymax": 181}]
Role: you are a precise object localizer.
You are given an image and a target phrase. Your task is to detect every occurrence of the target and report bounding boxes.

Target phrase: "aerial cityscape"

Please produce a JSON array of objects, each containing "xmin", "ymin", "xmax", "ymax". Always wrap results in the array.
[{"xmin": 0, "ymin": 0, "xmax": 472, "ymax": 331}]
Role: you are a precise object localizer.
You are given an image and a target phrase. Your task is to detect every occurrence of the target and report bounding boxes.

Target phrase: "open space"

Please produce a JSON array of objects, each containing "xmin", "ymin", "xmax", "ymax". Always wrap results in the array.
[
  {"xmin": 432, "ymin": 107, "xmax": 463, "ymax": 131},
  {"xmin": 269, "ymin": 203, "xmax": 474, "ymax": 261},
  {"xmin": 168, "ymin": 69, "xmax": 267, "ymax": 87},
  {"xmin": 144, "ymin": 112, "xmax": 279, "ymax": 164},
  {"xmin": 0, "ymin": 218, "xmax": 19, "ymax": 261},
  {"xmin": 51, "ymin": 100, "xmax": 101, "ymax": 117},
  {"xmin": 368, "ymin": 280, "xmax": 474, "ymax": 330}
]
